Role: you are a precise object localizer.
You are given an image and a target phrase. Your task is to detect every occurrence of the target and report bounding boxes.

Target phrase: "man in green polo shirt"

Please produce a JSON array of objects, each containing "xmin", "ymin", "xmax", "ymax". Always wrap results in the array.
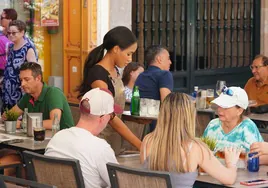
[{"xmin": 3, "ymin": 62, "xmax": 74, "ymax": 130}]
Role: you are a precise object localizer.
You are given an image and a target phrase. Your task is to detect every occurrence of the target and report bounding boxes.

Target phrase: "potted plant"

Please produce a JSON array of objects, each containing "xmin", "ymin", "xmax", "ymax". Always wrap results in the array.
[
  {"xmin": 200, "ymin": 136, "xmax": 217, "ymax": 152},
  {"xmin": 4, "ymin": 109, "xmax": 20, "ymax": 134}
]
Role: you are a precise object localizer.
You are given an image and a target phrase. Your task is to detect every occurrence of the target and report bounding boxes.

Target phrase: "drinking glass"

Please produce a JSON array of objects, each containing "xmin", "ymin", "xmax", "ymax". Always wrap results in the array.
[
  {"xmin": 206, "ymin": 89, "xmax": 214, "ymax": 109},
  {"xmin": 140, "ymin": 98, "xmax": 148, "ymax": 117},
  {"xmin": 216, "ymin": 80, "xmax": 226, "ymax": 96},
  {"xmin": 147, "ymin": 99, "xmax": 160, "ymax": 117},
  {"xmin": 34, "ymin": 127, "xmax": 45, "ymax": 143}
]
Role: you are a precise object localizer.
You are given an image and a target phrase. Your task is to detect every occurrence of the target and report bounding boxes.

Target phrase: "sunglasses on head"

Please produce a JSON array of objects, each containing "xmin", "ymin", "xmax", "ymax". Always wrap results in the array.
[
  {"xmin": 221, "ymin": 86, "xmax": 234, "ymax": 96},
  {"xmin": 100, "ymin": 112, "xmax": 116, "ymax": 121}
]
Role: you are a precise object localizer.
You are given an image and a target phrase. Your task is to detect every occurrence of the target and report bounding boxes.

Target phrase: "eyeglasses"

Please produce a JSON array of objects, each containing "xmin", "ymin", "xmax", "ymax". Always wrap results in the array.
[
  {"xmin": 221, "ymin": 86, "xmax": 234, "ymax": 96},
  {"xmin": 1, "ymin": 16, "xmax": 7, "ymax": 20},
  {"xmin": 7, "ymin": 31, "xmax": 19, "ymax": 36},
  {"xmin": 100, "ymin": 112, "xmax": 116, "ymax": 121},
  {"xmin": 250, "ymin": 65, "xmax": 266, "ymax": 70}
]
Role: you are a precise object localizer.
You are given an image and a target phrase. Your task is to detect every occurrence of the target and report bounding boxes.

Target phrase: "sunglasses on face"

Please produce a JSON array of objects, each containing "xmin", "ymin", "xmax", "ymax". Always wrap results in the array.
[
  {"xmin": 7, "ymin": 31, "xmax": 19, "ymax": 36},
  {"xmin": 221, "ymin": 86, "xmax": 234, "ymax": 96},
  {"xmin": 100, "ymin": 112, "xmax": 116, "ymax": 121}
]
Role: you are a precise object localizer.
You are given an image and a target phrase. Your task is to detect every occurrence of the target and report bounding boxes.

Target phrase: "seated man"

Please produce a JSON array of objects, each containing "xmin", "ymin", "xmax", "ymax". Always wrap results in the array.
[
  {"xmin": 245, "ymin": 55, "xmax": 268, "ymax": 113},
  {"xmin": 0, "ymin": 62, "xmax": 74, "ymax": 176},
  {"xmin": 45, "ymin": 88, "xmax": 121, "ymax": 188},
  {"xmin": 134, "ymin": 45, "xmax": 173, "ymax": 132},
  {"xmin": 2, "ymin": 62, "xmax": 74, "ymax": 130}
]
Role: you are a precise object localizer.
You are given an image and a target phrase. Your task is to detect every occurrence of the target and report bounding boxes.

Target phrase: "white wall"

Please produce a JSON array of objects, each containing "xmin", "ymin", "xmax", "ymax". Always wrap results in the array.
[
  {"xmin": 97, "ymin": 0, "xmax": 132, "ymax": 46},
  {"xmin": 109, "ymin": 0, "xmax": 132, "ymax": 29},
  {"xmin": 97, "ymin": 0, "xmax": 109, "ymax": 46}
]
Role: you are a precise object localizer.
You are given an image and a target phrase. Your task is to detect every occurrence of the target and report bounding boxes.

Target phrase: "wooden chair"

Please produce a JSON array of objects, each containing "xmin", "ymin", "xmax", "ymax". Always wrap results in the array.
[
  {"xmin": 0, "ymin": 162, "xmax": 23, "ymax": 178},
  {"xmin": 23, "ymin": 151, "xmax": 85, "ymax": 188},
  {"xmin": 106, "ymin": 163, "xmax": 172, "ymax": 188},
  {"xmin": 0, "ymin": 174, "xmax": 56, "ymax": 188}
]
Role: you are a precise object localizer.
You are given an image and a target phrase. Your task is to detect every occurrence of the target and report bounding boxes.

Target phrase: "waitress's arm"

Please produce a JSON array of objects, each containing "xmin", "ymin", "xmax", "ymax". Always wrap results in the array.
[
  {"xmin": 91, "ymin": 80, "xmax": 142, "ymax": 150},
  {"xmin": 109, "ymin": 116, "xmax": 141, "ymax": 150}
]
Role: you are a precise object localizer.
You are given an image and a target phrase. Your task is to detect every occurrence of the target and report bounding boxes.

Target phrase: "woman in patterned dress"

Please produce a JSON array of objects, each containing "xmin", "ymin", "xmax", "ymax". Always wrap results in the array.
[{"xmin": 2, "ymin": 20, "xmax": 37, "ymax": 110}]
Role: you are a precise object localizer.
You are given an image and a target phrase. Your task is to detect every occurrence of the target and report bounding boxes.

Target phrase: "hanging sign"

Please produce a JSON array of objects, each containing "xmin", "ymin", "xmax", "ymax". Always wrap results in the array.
[{"xmin": 41, "ymin": 0, "xmax": 59, "ymax": 26}]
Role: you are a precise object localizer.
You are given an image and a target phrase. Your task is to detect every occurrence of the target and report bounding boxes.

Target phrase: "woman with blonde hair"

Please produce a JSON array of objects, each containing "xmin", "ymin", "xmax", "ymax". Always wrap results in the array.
[{"xmin": 141, "ymin": 92, "xmax": 241, "ymax": 187}]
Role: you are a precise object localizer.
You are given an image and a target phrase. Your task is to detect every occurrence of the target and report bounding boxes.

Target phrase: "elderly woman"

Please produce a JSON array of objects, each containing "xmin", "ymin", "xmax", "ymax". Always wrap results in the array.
[
  {"xmin": 203, "ymin": 86, "xmax": 263, "ymax": 152},
  {"xmin": 141, "ymin": 92, "xmax": 241, "ymax": 187},
  {"xmin": 2, "ymin": 20, "xmax": 38, "ymax": 110}
]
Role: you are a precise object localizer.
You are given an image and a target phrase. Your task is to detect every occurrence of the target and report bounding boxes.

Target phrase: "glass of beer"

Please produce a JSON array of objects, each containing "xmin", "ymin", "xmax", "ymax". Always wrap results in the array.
[
  {"xmin": 206, "ymin": 89, "xmax": 214, "ymax": 109},
  {"xmin": 34, "ymin": 127, "xmax": 45, "ymax": 143}
]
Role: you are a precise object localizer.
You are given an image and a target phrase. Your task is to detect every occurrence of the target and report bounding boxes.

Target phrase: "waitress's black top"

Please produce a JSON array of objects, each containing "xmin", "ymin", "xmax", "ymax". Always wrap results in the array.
[{"xmin": 86, "ymin": 65, "xmax": 115, "ymax": 96}]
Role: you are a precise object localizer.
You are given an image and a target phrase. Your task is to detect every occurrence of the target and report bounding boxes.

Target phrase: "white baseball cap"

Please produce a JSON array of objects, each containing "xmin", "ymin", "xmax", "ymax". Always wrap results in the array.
[
  {"xmin": 80, "ymin": 88, "xmax": 123, "ymax": 115},
  {"xmin": 211, "ymin": 86, "xmax": 249, "ymax": 109}
]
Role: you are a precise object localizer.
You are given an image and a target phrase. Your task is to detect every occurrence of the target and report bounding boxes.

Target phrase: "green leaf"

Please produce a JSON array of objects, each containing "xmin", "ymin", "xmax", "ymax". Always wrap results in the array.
[
  {"xmin": 5, "ymin": 108, "xmax": 20, "ymax": 121},
  {"xmin": 200, "ymin": 136, "xmax": 217, "ymax": 151}
]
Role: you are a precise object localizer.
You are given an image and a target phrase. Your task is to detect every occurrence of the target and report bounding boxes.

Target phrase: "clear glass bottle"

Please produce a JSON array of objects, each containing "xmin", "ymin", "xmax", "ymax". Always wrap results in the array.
[
  {"xmin": 21, "ymin": 108, "xmax": 28, "ymax": 133},
  {"xmin": 52, "ymin": 114, "xmax": 60, "ymax": 136}
]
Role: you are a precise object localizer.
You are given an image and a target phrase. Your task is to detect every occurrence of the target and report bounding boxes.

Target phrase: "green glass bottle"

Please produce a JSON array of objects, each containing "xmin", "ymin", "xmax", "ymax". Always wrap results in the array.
[{"xmin": 131, "ymin": 86, "xmax": 140, "ymax": 116}]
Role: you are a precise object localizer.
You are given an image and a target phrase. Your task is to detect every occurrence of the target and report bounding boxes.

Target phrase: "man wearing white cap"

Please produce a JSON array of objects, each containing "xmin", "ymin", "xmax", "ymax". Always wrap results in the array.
[
  {"xmin": 45, "ymin": 88, "xmax": 122, "ymax": 188},
  {"xmin": 203, "ymin": 86, "xmax": 263, "ymax": 152}
]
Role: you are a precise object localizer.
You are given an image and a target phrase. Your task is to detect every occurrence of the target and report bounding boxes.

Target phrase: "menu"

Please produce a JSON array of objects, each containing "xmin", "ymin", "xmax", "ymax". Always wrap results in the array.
[{"xmin": 41, "ymin": 0, "xmax": 60, "ymax": 26}]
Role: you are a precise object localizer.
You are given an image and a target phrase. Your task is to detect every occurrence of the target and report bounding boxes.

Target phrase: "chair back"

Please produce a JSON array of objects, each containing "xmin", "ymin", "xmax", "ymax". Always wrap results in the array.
[
  {"xmin": 106, "ymin": 163, "xmax": 172, "ymax": 188},
  {"xmin": 23, "ymin": 151, "xmax": 85, "ymax": 188},
  {"xmin": 0, "ymin": 174, "xmax": 56, "ymax": 188}
]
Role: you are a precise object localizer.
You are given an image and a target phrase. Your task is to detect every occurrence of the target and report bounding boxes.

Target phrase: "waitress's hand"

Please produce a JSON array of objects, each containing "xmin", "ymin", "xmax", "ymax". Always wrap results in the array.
[{"xmin": 250, "ymin": 142, "xmax": 268, "ymax": 157}]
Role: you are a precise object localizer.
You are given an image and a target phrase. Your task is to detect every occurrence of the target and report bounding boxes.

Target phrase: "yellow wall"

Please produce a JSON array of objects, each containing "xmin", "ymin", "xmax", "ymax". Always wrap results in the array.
[{"xmin": 63, "ymin": 0, "xmax": 97, "ymax": 103}]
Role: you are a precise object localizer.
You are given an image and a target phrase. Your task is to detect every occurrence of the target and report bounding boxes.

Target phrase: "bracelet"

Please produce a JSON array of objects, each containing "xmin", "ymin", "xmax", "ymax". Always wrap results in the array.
[{"xmin": 226, "ymin": 161, "xmax": 237, "ymax": 167}]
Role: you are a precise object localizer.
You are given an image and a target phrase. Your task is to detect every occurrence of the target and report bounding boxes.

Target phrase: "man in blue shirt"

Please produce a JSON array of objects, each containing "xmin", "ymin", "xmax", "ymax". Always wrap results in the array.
[{"xmin": 135, "ymin": 45, "xmax": 173, "ymax": 131}]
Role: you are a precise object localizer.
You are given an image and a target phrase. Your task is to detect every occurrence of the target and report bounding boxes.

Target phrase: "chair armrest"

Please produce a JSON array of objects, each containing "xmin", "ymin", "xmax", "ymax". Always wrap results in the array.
[{"xmin": 0, "ymin": 162, "xmax": 23, "ymax": 178}]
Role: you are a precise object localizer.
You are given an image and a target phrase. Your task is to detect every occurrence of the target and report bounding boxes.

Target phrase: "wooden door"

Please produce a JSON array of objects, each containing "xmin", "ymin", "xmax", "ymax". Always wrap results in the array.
[{"xmin": 63, "ymin": 0, "xmax": 97, "ymax": 103}]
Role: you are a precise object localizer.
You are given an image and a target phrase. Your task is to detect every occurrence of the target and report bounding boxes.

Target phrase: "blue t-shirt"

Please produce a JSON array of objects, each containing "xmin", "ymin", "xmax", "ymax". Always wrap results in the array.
[
  {"xmin": 134, "ymin": 66, "xmax": 173, "ymax": 132},
  {"xmin": 134, "ymin": 66, "xmax": 173, "ymax": 100},
  {"xmin": 203, "ymin": 118, "xmax": 263, "ymax": 152}
]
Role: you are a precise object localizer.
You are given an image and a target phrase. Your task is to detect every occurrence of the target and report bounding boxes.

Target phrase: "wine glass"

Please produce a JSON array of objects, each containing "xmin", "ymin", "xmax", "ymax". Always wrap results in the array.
[{"xmin": 216, "ymin": 80, "xmax": 226, "ymax": 96}]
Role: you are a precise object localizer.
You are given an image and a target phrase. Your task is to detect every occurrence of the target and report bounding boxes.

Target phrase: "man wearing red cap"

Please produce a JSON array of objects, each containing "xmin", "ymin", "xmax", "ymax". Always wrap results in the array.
[{"xmin": 45, "ymin": 88, "xmax": 122, "ymax": 188}]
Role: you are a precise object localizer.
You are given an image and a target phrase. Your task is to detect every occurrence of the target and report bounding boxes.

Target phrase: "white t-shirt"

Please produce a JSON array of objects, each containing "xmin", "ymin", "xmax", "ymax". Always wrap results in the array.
[{"xmin": 45, "ymin": 127, "xmax": 118, "ymax": 188}]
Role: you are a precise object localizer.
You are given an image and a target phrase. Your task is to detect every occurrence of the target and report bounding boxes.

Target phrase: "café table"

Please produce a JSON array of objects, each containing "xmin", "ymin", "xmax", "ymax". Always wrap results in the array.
[
  {"xmin": 122, "ymin": 110, "xmax": 215, "ymax": 137},
  {"xmin": 247, "ymin": 113, "xmax": 268, "ymax": 122},
  {"xmin": 122, "ymin": 111, "xmax": 157, "ymax": 125},
  {"xmin": 117, "ymin": 154, "xmax": 268, "ymax": 188},
  {"xmin": 0, "ymin": 124, "xmax": 51, "ymax": 154}
]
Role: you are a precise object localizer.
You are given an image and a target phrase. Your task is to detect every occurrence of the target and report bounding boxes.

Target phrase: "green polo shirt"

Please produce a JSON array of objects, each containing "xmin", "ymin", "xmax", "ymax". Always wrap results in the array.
[{"xmin": 18, "ymin": 83, "xmax": 74, "ymax": 130}]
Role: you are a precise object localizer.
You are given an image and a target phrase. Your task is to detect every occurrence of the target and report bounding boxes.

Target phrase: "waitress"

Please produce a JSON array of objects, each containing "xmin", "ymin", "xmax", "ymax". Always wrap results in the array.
[{"xmin": 77, "ymin": 26, "xmax": 141, "ymax": 154}]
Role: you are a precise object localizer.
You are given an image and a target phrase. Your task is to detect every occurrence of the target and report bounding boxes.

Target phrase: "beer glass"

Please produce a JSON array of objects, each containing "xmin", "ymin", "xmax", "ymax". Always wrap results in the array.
[
  {"xmin": 34, "ymin": 127, "xmax": 46, "ymax": 143},
  {"xmin": 206, "ymin": 89, "xmax": 214, "ymax": 109}
]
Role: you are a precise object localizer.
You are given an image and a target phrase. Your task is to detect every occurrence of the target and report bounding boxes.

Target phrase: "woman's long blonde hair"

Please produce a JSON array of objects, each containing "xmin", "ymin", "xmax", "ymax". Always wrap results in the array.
[{"xmin": 147, "ymin": 92, "xmax": 200, "ymax": 173}]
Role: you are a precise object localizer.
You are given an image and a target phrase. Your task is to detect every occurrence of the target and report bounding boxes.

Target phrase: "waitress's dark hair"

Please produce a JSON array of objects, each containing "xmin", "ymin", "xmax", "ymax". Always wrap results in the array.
[{"xmin": 77, "ymin": 26, "xmax": 137, "ymax": 98}]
